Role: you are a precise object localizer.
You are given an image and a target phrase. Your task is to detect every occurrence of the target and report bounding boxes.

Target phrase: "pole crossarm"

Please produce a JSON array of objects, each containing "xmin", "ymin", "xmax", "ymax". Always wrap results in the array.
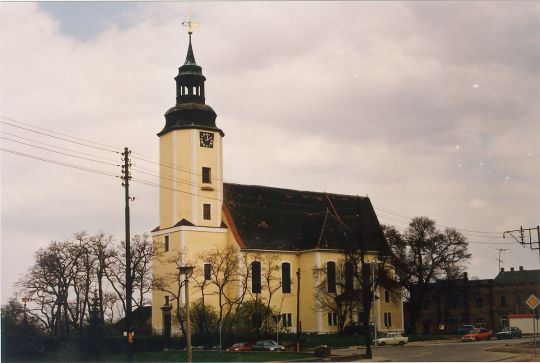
[
  {"xmin": 503, "ymin": 226, "xmax": 540, "ymax": 250},
  {"xmin": 503, "ymin": 226, "xmax": 540, "ymax": 264}
]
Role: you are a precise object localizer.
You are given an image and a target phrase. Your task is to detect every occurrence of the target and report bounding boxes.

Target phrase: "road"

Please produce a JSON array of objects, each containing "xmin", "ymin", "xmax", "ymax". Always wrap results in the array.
[{"xmin": 333, "ymin": 337, "xmax": 536, "ymax": 361}]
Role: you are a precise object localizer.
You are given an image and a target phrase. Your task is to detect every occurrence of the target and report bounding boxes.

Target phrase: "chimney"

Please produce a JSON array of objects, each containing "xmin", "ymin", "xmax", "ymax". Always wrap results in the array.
[
  {"xmin": 500, "ymin": 267, "xmax": 505, "ymax": 272},
  {"xmin": 519, "ymin": 266, "xmax": 524, "ymax": 271},
  {"xmin": 510, "ymin": 267, "xmax": 514, "ymax": 272},
  {"xmin": 463, "ymin": 272, "xmax": 468, "ymax": 279}
]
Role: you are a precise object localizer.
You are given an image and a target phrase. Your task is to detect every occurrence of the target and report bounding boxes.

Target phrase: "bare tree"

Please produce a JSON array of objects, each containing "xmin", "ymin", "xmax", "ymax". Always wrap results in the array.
[
  {"xmin": 18, "ymin": 240, "xmax": 82, "ymax": 336},
  {"xmin": 104, "ymin": 234, "xmax": 154, "ymax": 317},
  {"xmin": 88, "ymin": 232, "xmax": 116, "ymax": 326},
  {"xmin": 152, "ymin": 246, "xmax": 188, "ymax": 337},
  {"xmin": 313, "ymin": 258, "xmax": 360, "ymax": 334},
  {"xmin": 196, "ymin": 246, "xmax": 241, "ymax": 329},
  {"xmin": 384, "ymin": 217, "xmax": 471, "ymax": 334},
  {"xmin": 259, "ymin": 254, "xmax": 282, "ymax": 335}
]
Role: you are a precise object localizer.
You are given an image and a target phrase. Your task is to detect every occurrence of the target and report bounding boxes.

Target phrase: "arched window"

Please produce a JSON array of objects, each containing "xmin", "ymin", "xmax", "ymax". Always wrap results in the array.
[
  {"xmin": 251, "ymin": 261, "xmax": 261, "ymax": 293},
  {"xmin": 282, "ymin": 262, "xmax": 291, "ymax": 293},
  {"xmin": 327, "ymin": 261, "xmax": 336, "ymax": 293}
]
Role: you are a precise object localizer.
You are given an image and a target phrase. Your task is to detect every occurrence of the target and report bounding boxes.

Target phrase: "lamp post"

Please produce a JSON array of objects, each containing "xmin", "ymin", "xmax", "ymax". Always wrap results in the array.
[
  {"xmin": 371, "ymin": 260, "xmax": 382, "ymax": 346},
  {"xmin": 178, "ymin": 266, "xmax": 194, "ymax": 363}
]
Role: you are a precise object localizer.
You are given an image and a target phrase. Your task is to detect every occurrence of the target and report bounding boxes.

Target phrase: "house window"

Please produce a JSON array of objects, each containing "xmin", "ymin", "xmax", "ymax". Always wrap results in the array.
[
  {"xmin": 164, "ymin": 295, "xmax": 169, "ymax": 306},
  {"xmin": 327, "ymin": 261, "xmax": 336, "ymax": 293},
  {"xmin": 203, "ymin": 204, "xmax": 211, "ymax": 220},
  {"xmin": 164, "ymin": 235, "xmax": 169, "ymax": 252},
  {"xmin": 384, "ymin": 290, "xmax": 390, "ymax": 303},
  {"xmin": 281, "ymin": 313, "xmax": 292, "ymax": 327},
  {"xmin": 344, "ymin": 261, "xmax": 354, "ymax": 291},
  {"xmin": 282, "ymin": 262, "xmax": 291, "ymax": 293},
  {"xmin": 500, "ymin": 295, "xmax": 506, "ymax": 307},
  {"xmin": 327, "ymin": 312, "xmax": 338, "ymax": 326},
  {"xmin": 251, "ymin": 261, "xmax": 261, "ymax": 293},
  {"xmin": 204, "ymin": 263, "xmax": 212, "ymax": 281},
  {"xmin": 384, "ymin": 312, "xmax": 392, "ymax": 328},
  {"xmin": 476, "ymin": 296, "xmax": 483, "ymax": 308},
  {"xmin": 202, "ymin": 167, "xmax": 211, "ymax": 184}
]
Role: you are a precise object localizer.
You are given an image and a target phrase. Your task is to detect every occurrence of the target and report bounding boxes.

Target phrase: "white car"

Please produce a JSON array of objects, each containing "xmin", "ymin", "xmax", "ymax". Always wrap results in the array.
[{"xmin": 373, "ymin": 332, "xmax": 408, "ymax": 346}]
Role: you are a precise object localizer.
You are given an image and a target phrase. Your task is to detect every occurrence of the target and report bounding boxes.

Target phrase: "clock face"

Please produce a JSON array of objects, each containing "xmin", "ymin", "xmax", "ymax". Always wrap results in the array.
[{"xmin": 199, "ymin": 132, "xmax": 214, "ymax": 148}]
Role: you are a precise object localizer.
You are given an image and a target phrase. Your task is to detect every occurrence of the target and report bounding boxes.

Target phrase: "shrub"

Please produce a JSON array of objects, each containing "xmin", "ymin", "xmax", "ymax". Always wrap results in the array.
[{"xmin": 146, "ymin": 335, "xmax": 165, "ymax": 351}]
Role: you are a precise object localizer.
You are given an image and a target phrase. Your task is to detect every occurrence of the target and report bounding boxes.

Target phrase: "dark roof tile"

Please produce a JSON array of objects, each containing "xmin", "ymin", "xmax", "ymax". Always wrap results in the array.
[
  {"xmin": 494, "ymin": 269, "xmax": 540, "ymax": 284},
  {"xmin": 223, "ymin": 183, "xmax": 388, "ymax": 254}
]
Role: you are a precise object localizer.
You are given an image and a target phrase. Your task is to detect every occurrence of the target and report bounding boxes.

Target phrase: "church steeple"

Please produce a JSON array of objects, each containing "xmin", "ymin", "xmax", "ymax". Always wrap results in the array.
[
  {"xmin": 158, "ymin": 31, "xmax": 223, "ymax": 137},
  {"xmin": 175, "ymin": 33, "xmax": 205, "ymax": 105},
  {"xmin": 184, "ymin": 33, "xmax": 197, "ymax": 65}
]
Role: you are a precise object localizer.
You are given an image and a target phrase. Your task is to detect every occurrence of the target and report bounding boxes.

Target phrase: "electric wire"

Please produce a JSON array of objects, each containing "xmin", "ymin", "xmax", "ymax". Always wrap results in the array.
[
  {"xmin": 1, "ymin": 148, "xmax": 119, "ymax": 178},
  {"xmin": 131, "ymin": 153, "xmax": 223, "ymax": 182},
  {"xmin": 0, "ymin": 115, "xmax": 121, "ymax": 152},
  {"xmin": 0, "ymin": 115, "xmax": 509, "ymax": 239},
  {"xmin": 1, "ymin": 137, "xmax": 119, "ymax": 167},
  {"xmin": 0, "ymin": 130, "xmax": 120, "ymax": 163}
]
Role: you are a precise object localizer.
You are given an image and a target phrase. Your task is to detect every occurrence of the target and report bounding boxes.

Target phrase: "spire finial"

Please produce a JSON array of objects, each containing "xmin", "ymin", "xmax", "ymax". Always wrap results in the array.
[{"xmin": 181, "ymin": 8, "xmax": 199, "ymax": 35}]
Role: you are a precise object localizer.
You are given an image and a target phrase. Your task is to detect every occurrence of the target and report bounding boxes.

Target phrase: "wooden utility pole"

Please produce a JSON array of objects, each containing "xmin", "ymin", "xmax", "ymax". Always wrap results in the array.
[{"xmin": 121, "ymin": 147, "xmax": 133, "ymax": 362}]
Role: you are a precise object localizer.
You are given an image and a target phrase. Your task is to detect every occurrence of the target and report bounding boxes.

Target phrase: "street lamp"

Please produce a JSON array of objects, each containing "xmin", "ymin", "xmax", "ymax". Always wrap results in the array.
[
  {"xmin": 370, "ymin": 260, "xmax": 382, "ymax": 346},
  {"xmin": 178, "ymin": 265, "xmax": 194, "ymax": 363}
]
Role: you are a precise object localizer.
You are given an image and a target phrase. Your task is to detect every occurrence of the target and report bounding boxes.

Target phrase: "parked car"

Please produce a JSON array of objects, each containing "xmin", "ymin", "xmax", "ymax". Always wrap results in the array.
[
  {"xmin": 252, "ymin": 340, "xmax": 285, "ymax": 351},
  {"xmin": 496, "ymin": 326, "xmax": 522, "ymax": 339},
  {"xmin": 226, "ymin": 342, "xmax": 252, "ymax": 352},
  {"xmin": 456, "ymin": 324, "xmax": 475, "ymax": 335},
  {"xmin": 374, "ymin": 332, "xmax": 408, "ymax": 346},
  {"xmin": 461, "ymin": 328, "xmax": 492, "ymax": 342}
]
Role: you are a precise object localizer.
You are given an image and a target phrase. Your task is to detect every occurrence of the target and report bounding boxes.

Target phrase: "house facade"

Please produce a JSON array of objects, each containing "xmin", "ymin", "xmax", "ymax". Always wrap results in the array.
[
  {"xmin": 406, "ymin": 267, "xmax": 540, "ymax": 334},
  {"xmin": 151, "ymin": 31, "xmax": 403, "ymax": 336}
]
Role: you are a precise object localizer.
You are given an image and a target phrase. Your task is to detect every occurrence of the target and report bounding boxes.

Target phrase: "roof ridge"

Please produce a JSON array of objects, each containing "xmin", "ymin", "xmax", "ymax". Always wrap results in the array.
[{"xmin": 223, "ymin": 182, "xmax": 369, "ymax": 200}]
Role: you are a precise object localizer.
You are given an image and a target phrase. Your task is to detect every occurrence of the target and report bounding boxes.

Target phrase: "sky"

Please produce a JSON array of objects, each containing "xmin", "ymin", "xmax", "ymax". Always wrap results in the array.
[{"xmin": 1, "ymin": 2, "xmax": 539, "ymax": 303}]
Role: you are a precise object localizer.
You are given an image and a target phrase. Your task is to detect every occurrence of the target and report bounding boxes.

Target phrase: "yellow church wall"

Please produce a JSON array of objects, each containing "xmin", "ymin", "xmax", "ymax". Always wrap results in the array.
[
  {"xmin": 194, "ymin": 130, "xmax": 223, "ymax": 228},
  {"xmin": 151, "ymin": 224, "xmax": 405, "ymax": 335},
  {"xmin": 159, "ymin": 131, "xmax": 193, "ymax": 229},
  {"xmin": 158, "ymin": 129, "xmax": 223, "ymax": 230},
  {"xmin": 151, "ymin": 224, "xmax": 229, "ymax": 336}
]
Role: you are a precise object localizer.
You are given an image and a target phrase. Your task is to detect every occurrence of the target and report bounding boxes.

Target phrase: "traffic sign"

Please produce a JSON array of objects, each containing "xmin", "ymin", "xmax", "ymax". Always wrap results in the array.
[{"xmin": 525, "ymin": 294, "xmax": 540, "ymax": 310}]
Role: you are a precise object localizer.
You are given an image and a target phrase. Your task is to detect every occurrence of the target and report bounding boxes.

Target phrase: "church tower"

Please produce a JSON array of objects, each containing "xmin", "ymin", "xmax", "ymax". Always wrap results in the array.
[{"xmin": 157, "ymin": 30, "xmax": 224, "ymax": 229}]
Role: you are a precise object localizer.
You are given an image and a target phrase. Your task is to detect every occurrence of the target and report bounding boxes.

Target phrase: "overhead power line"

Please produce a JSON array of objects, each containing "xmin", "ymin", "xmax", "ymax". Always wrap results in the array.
[
  {"xmin": 1, "ymin": 148, "xmax": 119, "ymax": 178},
  {"xmin": 0, "ymin": 130, "xmax": 120, "ymax": 163},
  {"xmin": 1, "ymin": 115, "xmax": 509, "ymax": 240},
  {"xmin": 1, "ymin": 136, "xmax": 119, "ymax": 167},
  {"xmin": 0, "ymin": 115, "xmax": 121, "ymax": 152}
]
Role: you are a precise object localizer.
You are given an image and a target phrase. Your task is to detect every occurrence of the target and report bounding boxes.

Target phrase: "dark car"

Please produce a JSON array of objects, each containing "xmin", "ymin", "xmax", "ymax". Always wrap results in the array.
[
  {"xmin": 496, "ymin": 326, "xmax": 522, "ymax": 339},
  {"xmin": 456, "ymin": 324, "xmax": 475, "ymax": 335},
  {"xmin": 226, "ymin": 342, "xmax": 252, "ymax": 352},
  {"xmin": 252, "ymin": 340, "xmax": 285, "ymax": 351}
]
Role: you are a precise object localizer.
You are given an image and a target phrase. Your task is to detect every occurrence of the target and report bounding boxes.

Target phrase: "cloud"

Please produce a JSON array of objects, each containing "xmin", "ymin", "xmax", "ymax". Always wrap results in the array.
[{"xmin": 1, "ymin": 2, "xmax": 539, "ymax": 301}]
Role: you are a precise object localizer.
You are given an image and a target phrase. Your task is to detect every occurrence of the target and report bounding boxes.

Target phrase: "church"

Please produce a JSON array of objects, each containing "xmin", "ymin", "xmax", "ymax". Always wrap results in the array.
[{"xmin": 150, "ymin": 28, "xmax": 404, "ymax": 336}]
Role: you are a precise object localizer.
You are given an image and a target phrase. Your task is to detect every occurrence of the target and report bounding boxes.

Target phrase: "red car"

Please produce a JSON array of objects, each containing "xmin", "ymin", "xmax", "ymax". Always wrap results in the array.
[
  {"xmin": 462, "ymin": 328, "xmax": 492, "ymax": 342},
  {"xmin": 226, "ymin": 342, "xmax": 252, "ymax": 352}
]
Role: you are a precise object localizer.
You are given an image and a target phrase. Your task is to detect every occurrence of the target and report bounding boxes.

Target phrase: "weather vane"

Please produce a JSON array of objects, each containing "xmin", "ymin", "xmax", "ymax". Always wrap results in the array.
[{"xmin": 181, "ymin": 9, "xmax": 199, "ymax": 35}]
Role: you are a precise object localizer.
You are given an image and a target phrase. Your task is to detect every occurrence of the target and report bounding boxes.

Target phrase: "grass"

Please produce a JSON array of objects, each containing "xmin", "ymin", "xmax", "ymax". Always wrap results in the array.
[{"xmin": 43, "ymin": 350, "xmax": 312, "ymax": 362}]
